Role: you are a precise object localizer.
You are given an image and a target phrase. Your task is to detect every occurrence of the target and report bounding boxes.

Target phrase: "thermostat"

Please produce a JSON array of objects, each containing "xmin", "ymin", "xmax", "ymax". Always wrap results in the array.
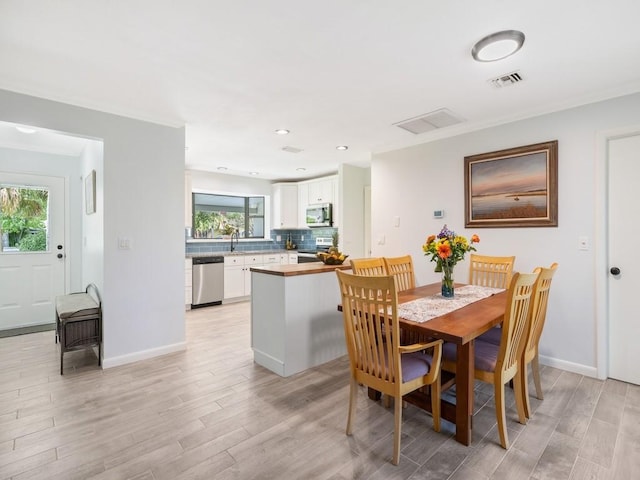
[{"xmin": 433, "ymin": 209, "xmax": 444, "ymax": 219}]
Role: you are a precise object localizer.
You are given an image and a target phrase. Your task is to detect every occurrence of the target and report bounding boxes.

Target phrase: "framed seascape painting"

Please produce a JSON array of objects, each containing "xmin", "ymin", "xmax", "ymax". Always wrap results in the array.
[{"xmin": 464, "ymin": 140, "xmax": 558, "ymax": 228}]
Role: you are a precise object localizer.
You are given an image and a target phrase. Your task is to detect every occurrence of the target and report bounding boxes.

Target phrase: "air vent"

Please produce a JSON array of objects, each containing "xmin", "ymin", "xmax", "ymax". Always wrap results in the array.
[
  {"xmin": 489, "ymin": 70, "xmax": 523, "ymax": 88},
  {"xmin": 282, "ymin": 146, "xmax": 303, "ymax": 153},
  {"xmin": 394, "ymin": 108, "xmax": 463, "ymax": 135}
]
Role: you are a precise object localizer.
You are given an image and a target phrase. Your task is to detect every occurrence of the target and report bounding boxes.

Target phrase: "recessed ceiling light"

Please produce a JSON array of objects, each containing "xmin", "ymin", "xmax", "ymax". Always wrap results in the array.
[
  {"xmin": 336, "ymin": 145, "xmax": 348, "ymax": 151},
  {"xmin": 249, "ymin": 172, "xmax": 259, "ymax": 176},
  {"xmin": 217, "ymin": 166, "xmax": 228, "ymax": 171},
  {"xmin": 296, "ymin": 167, "xmax": 306, "ymax": 172},
  {"xmin": 15, "ymin": 126, "xmax": 37, "ymax": 134},
  {"xmin": 471, "ymin": 30, "xmax": 525, "ymax": 62},
  {"xmin": 275, "ymin": 129, "xmax": 290, "ymax": 135}
]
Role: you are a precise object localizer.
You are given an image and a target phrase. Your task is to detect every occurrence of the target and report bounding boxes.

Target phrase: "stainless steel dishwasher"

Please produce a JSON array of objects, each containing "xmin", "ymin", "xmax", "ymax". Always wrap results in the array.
[{"xmin": 192, "ymin": 256, "xmax": 224, "ymax": 307}]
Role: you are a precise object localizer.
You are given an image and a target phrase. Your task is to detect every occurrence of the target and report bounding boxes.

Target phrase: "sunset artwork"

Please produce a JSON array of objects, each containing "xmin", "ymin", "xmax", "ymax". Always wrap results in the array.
[
  {"xmin": 470, "ymin": 152, "xmax": 548, "ymax": 220},
  {"xmin": 464, "ymin": 141, "xmax": 558, "ymax": 228}
]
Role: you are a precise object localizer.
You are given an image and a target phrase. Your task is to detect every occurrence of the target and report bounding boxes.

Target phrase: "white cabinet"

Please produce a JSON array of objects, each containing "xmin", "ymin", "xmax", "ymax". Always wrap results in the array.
[
  {"xmin": 271, "ymin": 183, "xmax": 298, "ymax": 229},
  {"xmin": 288, "ymin": 253, "xmax": 298, "ymax": 264},
  {"xmin": 297, "ymin": 175, "xmax": 338, "ymax": 227},
  {"xmin": 185, "ymin": 258, "xmax": 192, "ymax": 310},
  {"xmin": 307, "ymin": 177, "xmax": 334, "ymax": 205},
  {"xmin": 224, "ymin": 254, "xmax": 264, "ymax": 300}
]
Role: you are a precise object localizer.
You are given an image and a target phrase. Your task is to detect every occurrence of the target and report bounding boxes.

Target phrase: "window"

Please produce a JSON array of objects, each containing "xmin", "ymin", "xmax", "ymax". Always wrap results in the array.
[
  {"xmin": 192, "ymin": 193, "xmax": 265, "ymax": 239},
  {"xmin": 0, "ymin": 184, "xmax": 50, "ymax": 252}
]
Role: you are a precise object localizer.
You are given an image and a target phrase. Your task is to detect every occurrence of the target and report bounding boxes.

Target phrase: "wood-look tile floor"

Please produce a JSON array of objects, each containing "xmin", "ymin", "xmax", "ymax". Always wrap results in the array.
[{"xmin": 1, "ymin": 301, "xmax": 638, "ymax": 479}]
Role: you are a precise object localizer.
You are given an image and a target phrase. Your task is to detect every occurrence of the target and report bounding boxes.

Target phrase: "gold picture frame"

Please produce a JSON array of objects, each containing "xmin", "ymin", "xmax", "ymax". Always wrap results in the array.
[
  {"xmin": 464, "ymin": 141, "xmax": 558, "ymax": 228},
  {"xmin": 85, "ymin": 170, "xmax": 96, "ymax": 215}
]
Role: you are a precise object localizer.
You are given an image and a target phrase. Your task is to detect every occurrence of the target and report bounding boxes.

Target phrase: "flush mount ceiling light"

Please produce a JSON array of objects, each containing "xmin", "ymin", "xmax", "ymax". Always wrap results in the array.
[
  {"xmin": 296, "ymin": 167, "xmax": 306, "ymax": 172},
  {"xmin": 249, "ymin": 171, "xmax": 259, "ymax": 176},
  {"xmin": 471, "ymin": 30, "xmax": 525, "ymax": 62},
  {"xmin": 275, "ymin": 129, "xmax": 290, "ymax": 135},
  {"xmin": 217, "ymin": 166, "xmax": 228, "ymax": 171},
  {"xmin": 336, "ymin": 145, "xmax": 348, "ymax": 151}
]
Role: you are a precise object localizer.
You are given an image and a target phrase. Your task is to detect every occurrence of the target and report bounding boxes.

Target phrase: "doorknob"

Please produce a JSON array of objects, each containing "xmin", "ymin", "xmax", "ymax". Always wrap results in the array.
[
  {"xmin": 57, "ymin": 253, "xmax": 64, "ymax": 259},
  {"xmin": 610, "ymin": 267, "xmax": 621, "ymax": 275}
]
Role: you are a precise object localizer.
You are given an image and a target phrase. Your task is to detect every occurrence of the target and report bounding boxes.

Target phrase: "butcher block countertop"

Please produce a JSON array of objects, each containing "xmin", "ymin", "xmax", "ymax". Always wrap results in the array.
[{"xmin": 250, "ymin": 263, "xmax": 351, "ymax": 277}]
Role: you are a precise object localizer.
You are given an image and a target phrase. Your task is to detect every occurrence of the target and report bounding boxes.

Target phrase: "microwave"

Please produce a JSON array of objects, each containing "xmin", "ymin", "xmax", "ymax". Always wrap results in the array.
[{"xmin": 306, "ymin": 203, "xmax": 332, "ymax": 227}]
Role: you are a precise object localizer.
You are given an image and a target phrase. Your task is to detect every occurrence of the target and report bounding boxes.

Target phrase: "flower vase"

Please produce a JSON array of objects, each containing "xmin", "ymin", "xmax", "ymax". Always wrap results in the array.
[{"xmin": 441, "ymin": 263, "xmax": 455, "ymax": 298}]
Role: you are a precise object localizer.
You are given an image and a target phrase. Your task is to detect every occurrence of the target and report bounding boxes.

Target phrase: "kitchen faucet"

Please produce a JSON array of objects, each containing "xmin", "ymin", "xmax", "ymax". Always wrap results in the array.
[{"xmin": 230, "ymin": 230, "xmax": 239, "ymax": 252}]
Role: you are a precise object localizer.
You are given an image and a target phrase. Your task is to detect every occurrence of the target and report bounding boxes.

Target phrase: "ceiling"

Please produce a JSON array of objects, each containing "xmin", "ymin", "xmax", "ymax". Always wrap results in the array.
[{"xmin": 1, "ymin": 1, "xmax": 640, "ymax": 181}]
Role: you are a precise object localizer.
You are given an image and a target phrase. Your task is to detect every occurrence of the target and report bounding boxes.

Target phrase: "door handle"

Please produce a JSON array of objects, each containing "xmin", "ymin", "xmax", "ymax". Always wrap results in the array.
[
  {"xmin": 610, "ymin": 267, "xmax": 621, "ymax": 275},
  {"xmin": 57, "ymin": 253, "xmax": 64, "ymax": 259}
]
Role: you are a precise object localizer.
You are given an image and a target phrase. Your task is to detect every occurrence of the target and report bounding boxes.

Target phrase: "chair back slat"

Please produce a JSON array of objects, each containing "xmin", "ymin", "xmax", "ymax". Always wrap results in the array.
[
  {"xmin": 383, "ymin": 255, "xmax": 416, "ymax": 292},
  {"xmin": 497, "ymin": 272, "xmax": 538, "ymax": 379},
  {"xmin": 524, "ymin": 263, "xmax": 558, "ymax": 357},
  {"xmin": 350, "ymin": 257, "xmax": 387, "ymax": 277},
  {"xmin": 337, "ymin": 271, "xmax": 400, "ymax": 383},
  {"xmin": 469, "ymin": 254, "xmax": 516, "ymax": 289}
]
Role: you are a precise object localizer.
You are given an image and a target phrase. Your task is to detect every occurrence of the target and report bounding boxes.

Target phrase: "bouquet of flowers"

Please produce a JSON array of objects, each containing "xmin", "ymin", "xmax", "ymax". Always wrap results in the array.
[{"xmin": 422, "ymin": 225, "xmax": 479, "ymax": 296}]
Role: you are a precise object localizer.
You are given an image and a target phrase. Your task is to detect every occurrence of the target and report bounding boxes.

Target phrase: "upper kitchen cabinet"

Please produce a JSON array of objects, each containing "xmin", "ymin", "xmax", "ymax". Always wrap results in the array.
[
  {"xmin": 306, "ymin": 176, "xmax": 335, "ymax": 205},
  {"xmin": 271, "ymin": 182, "xmax": 299, "ymax": 229}
]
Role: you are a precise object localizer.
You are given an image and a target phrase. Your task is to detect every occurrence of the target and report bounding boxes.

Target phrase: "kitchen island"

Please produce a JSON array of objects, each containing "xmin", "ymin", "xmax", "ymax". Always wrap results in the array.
[{"xmin": 250, "ymin": 262, "xmax": 351, "ymax": 377}]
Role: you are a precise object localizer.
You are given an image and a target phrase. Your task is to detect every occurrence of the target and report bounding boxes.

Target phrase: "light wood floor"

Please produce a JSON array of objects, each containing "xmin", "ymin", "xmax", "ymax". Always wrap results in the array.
[{"xmin": 1, "ymin": 301, "xmax": 638, "ymax": 479}]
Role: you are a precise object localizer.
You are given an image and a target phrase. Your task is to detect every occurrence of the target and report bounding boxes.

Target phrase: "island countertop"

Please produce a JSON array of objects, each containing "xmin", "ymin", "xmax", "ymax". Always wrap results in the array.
[{"xmin": 250, "ymin": 263, "xmax": 351, "ymax": 277}]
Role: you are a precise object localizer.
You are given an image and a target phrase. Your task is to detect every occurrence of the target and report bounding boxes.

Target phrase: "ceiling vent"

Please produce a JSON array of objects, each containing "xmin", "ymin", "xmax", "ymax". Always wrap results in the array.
[
  {"xmin": 394, "ymin": 108, "xmax": 463, "ymax": 135},
  {"xmin": 489, "ymin": 70, "xmax": 523, "ymax": 88},
  {"xmin": 282, "ymin": 146, "xmax": 303, "ymax": 153}
]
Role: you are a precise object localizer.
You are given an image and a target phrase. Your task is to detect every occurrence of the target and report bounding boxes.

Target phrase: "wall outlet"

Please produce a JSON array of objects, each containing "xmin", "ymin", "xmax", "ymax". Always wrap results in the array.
[
  {"xmin": 276, "ymin": 235, "xmax": 282, "ymax": 241},
  {"xmin": 301, "ymin": 235, "xmax": 305, "ymax": 241}
]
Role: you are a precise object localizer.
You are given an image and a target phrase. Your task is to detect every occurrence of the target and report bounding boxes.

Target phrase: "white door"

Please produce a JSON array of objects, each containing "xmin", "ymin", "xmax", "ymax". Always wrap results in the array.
[
  {"xmin": 608, "ymin": 133, "xmax": 640, "ymax": 384},
  {"xmin": 0, "ymin": 172, "xmax": 66, "ymax": 331}
]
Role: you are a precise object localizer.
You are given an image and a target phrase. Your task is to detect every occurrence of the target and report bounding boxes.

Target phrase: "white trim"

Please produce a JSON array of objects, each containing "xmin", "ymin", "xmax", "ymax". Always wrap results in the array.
[
  {"xmin": 539, "ymin": 354, "xmax": 598, "ymax": 379},
  {"xmin": 102, "ymin": 342, "xmax": 187, "ymax": 369},
  {"xmin": 595, "ymin": 124, "xmax": 640, "ymax": 380},
  {"xmin": 252, "ymin": 349, "xmax": 285, "ymax": 376}
]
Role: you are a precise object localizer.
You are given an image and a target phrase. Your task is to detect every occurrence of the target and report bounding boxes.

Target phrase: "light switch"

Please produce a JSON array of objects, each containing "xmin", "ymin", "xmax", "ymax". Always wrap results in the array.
[
  {"xmin": 118, "ymin": 237, "xmax": 132, "ymax": 250},
  {"xmin": 378, "ymin": 235, "xmax": 386, "ymax": 245},
  {"xmin": 394, "ymin": 216, "xmax": 400, "ymax": 227}
]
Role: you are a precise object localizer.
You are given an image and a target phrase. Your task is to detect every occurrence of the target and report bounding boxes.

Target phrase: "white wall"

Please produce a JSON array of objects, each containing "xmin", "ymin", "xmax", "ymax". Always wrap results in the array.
[
  {"xmin": 80, "ymin": 139, "xmax": 104, "ymax": 294},
  {"xmin": 338, "ymin": 164, "xmax": 369, "ymax": 258},
  {"xmin": 0, "ymin": 88, "xmax": 186, "ymax": 367},
  {"xmin": 372, "ymin": 92, "xmax": 640, "ymax": 377}
]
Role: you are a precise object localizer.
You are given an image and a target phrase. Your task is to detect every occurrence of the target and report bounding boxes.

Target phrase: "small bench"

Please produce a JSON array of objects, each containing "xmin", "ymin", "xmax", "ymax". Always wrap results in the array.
[{"xmin": 55, "ymin": 283, "xmax": 102, "ymax": 374}]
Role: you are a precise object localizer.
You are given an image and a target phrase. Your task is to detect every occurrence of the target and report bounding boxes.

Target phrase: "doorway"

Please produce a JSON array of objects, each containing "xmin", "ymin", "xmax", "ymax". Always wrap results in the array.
[
  {"xmin": 0, "ymin": 172, "xmax": 66, "ymax": 335},
  {"xmin": 606, "ymin": 132, "xmax": 640, "ymax": 384}
]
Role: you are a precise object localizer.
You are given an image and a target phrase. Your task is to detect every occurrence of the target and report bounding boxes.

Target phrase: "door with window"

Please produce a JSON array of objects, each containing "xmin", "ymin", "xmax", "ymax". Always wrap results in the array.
[{"xmin": 0, "ymin": 172, "xmax": 66, "ymax": 331}]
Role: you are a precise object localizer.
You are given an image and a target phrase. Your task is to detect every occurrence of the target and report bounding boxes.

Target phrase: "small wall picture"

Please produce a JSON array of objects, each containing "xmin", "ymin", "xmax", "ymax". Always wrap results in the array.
[
  {"xmin": 464, "ymin": 141, "xmax": 558, "ymax": 228},
  {"xmin": 85, "ymin": 170, "xmax": 96, "ymax": 215}
]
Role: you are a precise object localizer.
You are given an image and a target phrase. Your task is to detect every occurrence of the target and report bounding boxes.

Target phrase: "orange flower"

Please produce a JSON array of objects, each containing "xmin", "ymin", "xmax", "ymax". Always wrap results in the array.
[
  {"xmin": 436, "ymin": 242, "xmax": 452, "ymax": 259},
  {"xmin": 471, "ymin": 234, "xmax": 480, "ymax": 243},
  {"xmin": 426, "ymin": 234, "xmax": 436, "ymax": 245}
]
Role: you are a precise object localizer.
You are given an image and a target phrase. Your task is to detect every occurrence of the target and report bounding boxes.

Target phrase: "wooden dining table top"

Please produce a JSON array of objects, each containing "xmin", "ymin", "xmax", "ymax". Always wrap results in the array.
[{"xmin": 397, "ymin": 283, "xmax": 507, "ymax": 344}]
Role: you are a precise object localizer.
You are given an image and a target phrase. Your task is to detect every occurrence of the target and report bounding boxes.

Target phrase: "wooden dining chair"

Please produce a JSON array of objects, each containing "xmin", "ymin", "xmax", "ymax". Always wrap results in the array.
[
  {"xmin": 349, "ymin": 257, "xmax": 387, "ymax": 276},
  {"xmin": 441, "ymin": 271, "xmax": 538, "ymax": 449},
  {"xmin": 520, "ymin": 263, "xmax": 558, "ymax": 417},
  {"xmin": 383, "ymin": 255, "xmax": 416, "ymax": 292},
  {"xmin": 468, "ymin": 254, "xmax": 516, "ymax": 289},
  {"xmin": 478, "ymin": 263, "xmax": 558, "ymax": 418},
  {"xmin": 335, "ymin": 270, "xmax": 443, "ymax": 465}
]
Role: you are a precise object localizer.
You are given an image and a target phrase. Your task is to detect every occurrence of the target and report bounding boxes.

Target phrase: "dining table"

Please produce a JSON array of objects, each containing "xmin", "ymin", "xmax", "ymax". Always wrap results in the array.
[{"xmin": 372, "ymin": 282, "xmax": 507, "ymax": 446}]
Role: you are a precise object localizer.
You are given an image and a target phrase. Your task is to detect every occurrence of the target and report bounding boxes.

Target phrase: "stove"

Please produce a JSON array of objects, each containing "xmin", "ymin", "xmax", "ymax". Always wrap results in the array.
[{"xmin": 297, "ymin": 237, "xmax": 333, "ymax": 263}]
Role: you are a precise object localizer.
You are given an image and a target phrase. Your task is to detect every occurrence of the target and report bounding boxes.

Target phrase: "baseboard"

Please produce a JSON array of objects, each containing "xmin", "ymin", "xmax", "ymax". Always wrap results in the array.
[
  {"xmin": 253, "ymin": 349, "xmax": 285, "ymax": 376},
  {"xmin": 539, "ymin": 354, "xmax": 598, "ymax": 378},
  {"xmin": 0, "ymin": 323, "xmax": 55, "ymax": 338},
  {"xmin": 102, "ymin": 342, "xmax": 187, "ymax": 369}
]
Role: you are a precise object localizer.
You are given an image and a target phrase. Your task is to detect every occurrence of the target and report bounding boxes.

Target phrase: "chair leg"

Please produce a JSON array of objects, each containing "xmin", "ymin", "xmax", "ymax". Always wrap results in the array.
[
  {"xmin": 513, "ymin": 371, "xmax": 527, "ymax": 425},
  {"xmin": 431, "ymin": 378, "xmax": 441, "ymax": 433},
  {"xmin": 392, "ymin": 394, "xmax": 403, "ymax": 465},
  {"xmin": 532, "ymin": 354, "xmax": 544, "ymax": 400},
  {"xmin": 521, "ymin": 360, "xmax": 532, "ymax": 419},
  {"xmin": 494, "ymin": 382, "xmax": 509, "ymax": 449},
  {"xmin": 346, "ymin": 376, "xmax": 357, "ymax": 435},
  {"xmin": 383, "ymin": 395, "xmax": 392, "ymax": 408}
]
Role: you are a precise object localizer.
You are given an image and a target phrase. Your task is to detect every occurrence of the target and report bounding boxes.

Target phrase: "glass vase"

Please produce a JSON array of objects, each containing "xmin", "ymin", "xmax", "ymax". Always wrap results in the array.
[{"xmin": 441, "ymin": 263, "xmax": 455, "ymax": 298}]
